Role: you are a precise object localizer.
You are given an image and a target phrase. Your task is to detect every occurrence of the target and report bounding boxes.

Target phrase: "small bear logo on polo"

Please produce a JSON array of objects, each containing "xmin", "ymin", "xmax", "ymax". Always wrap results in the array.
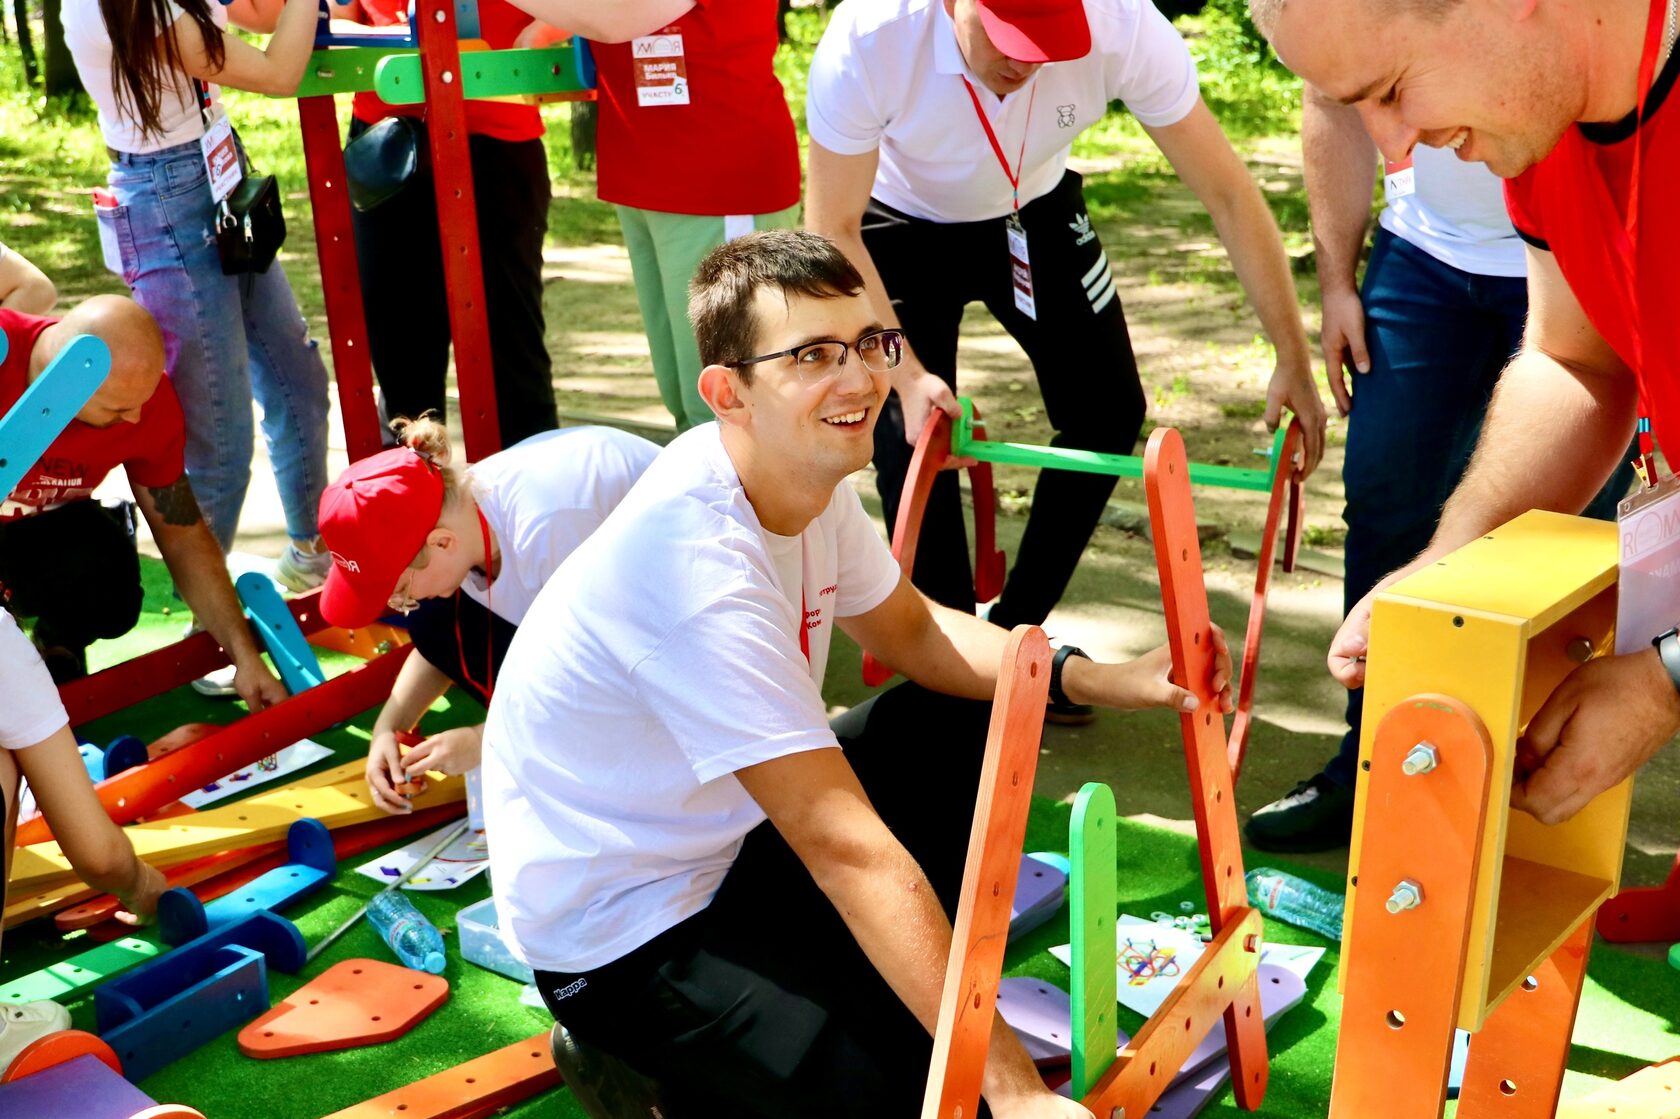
[{"xmin": 1056, "ymin": 104, "xmax": 1077, "ymax": 128}]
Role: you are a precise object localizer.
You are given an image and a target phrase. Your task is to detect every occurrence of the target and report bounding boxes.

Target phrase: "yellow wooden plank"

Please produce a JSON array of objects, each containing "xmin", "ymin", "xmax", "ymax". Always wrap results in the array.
[
  {"xmin": 1556, "ymin": 1057, "xmax": 1680, "ymax": 1119},
  {"xmin": 9, "ymin": 775, "xmax": 461, "ymax": 896}
]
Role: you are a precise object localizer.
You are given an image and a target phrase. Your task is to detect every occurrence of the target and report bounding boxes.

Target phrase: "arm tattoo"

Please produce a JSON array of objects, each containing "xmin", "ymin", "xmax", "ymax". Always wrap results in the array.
[{"xmin": 146, "ymin": 475, "xmax": 204, "ymax": 527}]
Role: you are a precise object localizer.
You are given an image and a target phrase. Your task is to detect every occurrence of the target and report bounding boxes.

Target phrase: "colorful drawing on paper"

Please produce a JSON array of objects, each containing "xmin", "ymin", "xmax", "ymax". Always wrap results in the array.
[
  {"xmin": 354, "ymin": 820, "xmax": 490, "ymax": 891},
  {"xmin": 181, "ymin": 739, "xmax": 335, "ymax": 808},
  {"xmin": 1118, "ymin": 938, "xmax": 1183, "ymax": 986}
]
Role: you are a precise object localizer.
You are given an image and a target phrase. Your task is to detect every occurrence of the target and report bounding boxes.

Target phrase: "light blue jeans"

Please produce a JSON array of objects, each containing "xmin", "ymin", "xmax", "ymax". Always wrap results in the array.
[{"xmin": 102, "ymin": 138, "xmax": 329, "ymax": 551}]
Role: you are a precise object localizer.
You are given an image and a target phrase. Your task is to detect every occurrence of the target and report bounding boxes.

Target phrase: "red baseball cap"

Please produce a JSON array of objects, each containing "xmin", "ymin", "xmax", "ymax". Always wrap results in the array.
[
  {"xmin": 317, "ymin": 448, "xmax": 445, "ymax": 629},
  {"xmin": 975, "ymin": 0, "xmax": 1091, "ymax": 63}
]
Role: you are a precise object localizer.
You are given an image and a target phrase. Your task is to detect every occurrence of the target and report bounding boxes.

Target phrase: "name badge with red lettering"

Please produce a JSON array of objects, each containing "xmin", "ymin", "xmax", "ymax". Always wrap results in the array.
[
  {"xmin": 200, "ymin": 108, "xmax": 241, "ymax": 204},
  {"xmin": 1383, "ymin": 156, "xmax": 1416, "ymax": 200},
  {"xmin": 631, "ymin": 29, "xmax": 689, "ymax": 106},
  {"xmin": 1007, "ymin": 213, "xmax": 1036, "ymax": 321},
  {"xmin": 1617, "ymin": 474, "xmax": 1680, "ymax": 653}
]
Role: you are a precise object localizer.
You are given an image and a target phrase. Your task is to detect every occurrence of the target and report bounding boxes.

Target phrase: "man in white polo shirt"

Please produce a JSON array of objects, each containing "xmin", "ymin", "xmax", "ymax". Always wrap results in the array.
[
  {"xmin": 805, "ymin": 0, "xmax": 1326, "ymax": 671},
  {"xmin": 1242, "ymin": 98, "xmax": 1636, "ymax": 853},
  {"xmin": 484, "ymin": 230, "xmax": 1232, "ymax": 1116}
]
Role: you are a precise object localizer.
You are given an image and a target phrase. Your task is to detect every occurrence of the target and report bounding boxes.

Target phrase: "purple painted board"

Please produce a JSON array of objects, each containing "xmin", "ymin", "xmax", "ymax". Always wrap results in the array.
[
  {"xmin": 1009, "ymin": 854, "xmax": 1068, "ymax": 942},
  {"xmin": 1170, "ymin": 962, "xmax": 1305, "ymax": 1087},
  {"xmin": 996, "ymin": 977, "xmax": 1127, "ymax": 1063},
  {"xmin": 0, "ymin": 1054, "xmax": 155, "ymax": 1118}
]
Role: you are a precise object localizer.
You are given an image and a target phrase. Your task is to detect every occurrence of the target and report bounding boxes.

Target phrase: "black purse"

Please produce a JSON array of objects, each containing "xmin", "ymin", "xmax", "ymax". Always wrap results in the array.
[
  {"xmin": 193, "ymin": 80, "xmax": 286, "ymax": 275},
  {"xmin": 344, "ymin": 115, "xmax": 430, "ymax": 212}
]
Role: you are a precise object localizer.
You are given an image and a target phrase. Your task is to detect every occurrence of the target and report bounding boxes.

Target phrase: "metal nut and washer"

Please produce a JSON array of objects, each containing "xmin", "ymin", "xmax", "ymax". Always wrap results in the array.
[
  {"xmin": 1401, "ymin": 742, "xmax": 1439, "ymax": 776},
  {"xmin": 1386, "ymin": 880, "xmax": 1423, "ymax": 914}
]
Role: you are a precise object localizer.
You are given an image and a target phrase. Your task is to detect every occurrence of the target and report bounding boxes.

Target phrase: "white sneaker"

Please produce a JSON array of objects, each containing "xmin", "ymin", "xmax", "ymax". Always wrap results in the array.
[
  {"xmin": 191, "ymin": 662, "xmax": 239, "ymax": 698},
  {"xmin": 0, "ymin": 1000, "xmax": 71, "ymax": 1070},
  {"xmin": 273, "ymin": 538, "xmax": 331, "ymax": 594}
]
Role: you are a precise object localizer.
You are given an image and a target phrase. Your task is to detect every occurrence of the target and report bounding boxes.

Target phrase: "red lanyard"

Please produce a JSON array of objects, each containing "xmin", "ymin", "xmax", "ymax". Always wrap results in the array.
[
  {"xmin": 961, "ymin": 76, "xmax": 1038, "ymax": 212},
  {"xmin": 1629, "ymin": 0, "xmax": 1666, "ymax": 482},
  {"xmin": 455, "ymin": 508, "xmax": 496, "ymax": 703},
  {"xmin": 799, "ymin": 586, "xmax": 810, "ymax": 665}
]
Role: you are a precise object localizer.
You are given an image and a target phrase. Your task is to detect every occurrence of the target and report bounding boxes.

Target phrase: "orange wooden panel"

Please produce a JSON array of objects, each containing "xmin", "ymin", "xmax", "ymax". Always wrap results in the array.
[
  {"xmin": 1597, "ymin": 852, "xmax": 1680, "ymax": 943},
  {"xmin": 1, "ymin": 1029, "xmax": 121, "ymax": 1082},
  {"xmin": 240, "ymin": 959, "xmax": 449, "ymax": 1058},
  {"xmin": 1556, "ymin": 1057, "xmax": 1680, "ymax": 1119},
  {"xmin": 1144, "ymin": 426, "xmax": 1268, "ymax": 1109},
  {"xmin": 320, "ymin": 1033, "xmax": 560, "ymax": 1119},
  {"xmin": 1084, "ymin": 909, "xmax": 1265, "ymax": 1117},
  {"xmin": 1331, "ymin": 695, "xmax": 1494, "ymax": 1119},
  {"xmin": 921, "ymin": 626, "xmax": 1052, "ymax": 1119},
  {"xmin": 130, "ymin": 1107, "xmax": 208, "ymax": 1119},
  {"xmin": 1456, "ymin": 916, "xmax": 1593, "ymax": 1117}
]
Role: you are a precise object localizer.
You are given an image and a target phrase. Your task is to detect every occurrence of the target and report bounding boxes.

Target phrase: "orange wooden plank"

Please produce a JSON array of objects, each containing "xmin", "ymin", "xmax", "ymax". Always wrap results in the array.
[
  {"xmin": 921, "ymin": 626, "xmax": 1051, "ymax": 1119},
  {"xmin": 320, "ymin": 1033, "xmax": 560, "ymax": 1118},
  {"xmin": 240, "ymin": 959, "xmax": 449, "ymax": 1058},
  {"xmin": 1, "ymin": 1030, "xmax": 121, "ymax": 1082}
]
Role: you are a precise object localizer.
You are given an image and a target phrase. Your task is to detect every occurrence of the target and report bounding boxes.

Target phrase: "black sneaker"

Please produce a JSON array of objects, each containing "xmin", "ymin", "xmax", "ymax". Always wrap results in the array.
[{"xmin": 1244, "ymin": 773, "xmax": 1356, "ymax": 853}]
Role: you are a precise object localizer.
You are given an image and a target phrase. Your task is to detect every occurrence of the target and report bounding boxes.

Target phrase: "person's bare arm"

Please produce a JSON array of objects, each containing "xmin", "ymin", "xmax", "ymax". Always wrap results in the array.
[
  {"xmin": 224, "ymin": 0, "xmax": 286, "ymax": 34},
  {"xmin": 0, "ymin": 246, "xmax": 56, "ymax": 314},
  {"xmin": 14, "ymin": 726, "xmax": 165, "ymax": 918},
  {"xmin": 170, "ymin": 0, "xmax": 319, "ymax": 96},
  {"xmin": 735, "ymin": 748, "xmax": 1092, "ymax": 1119},
  {"xmin": 498, "ymin": 0, "xmax": 692, "ymax": 41},
  {"xmin": 1301, "ymin": 88, "xmax": 1378, "ymax": 416},
  {"xmin": 367, "ymin": 651, "xmax": 454, "ymax": 814},
  {"xmin": 839, "ymin": 575, "xmax": 1230, "ymax": 713},
  {"xmin": 1143, "ymin": 101, "xmax": 1326, "ymax": 476},
  {"xmin": 134, "ymin": 474, "xmax": 287, "ymax": 710},
  {"xmin": 806, "ymin": 140, "xmax": 961, "ymax": 445},
  {"xmin": 1328, "ymin": 244, "xmax": 1639, "ymax": 687}
]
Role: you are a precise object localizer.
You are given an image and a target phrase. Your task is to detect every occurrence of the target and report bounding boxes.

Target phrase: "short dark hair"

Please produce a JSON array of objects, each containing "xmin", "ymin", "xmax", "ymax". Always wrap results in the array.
[{"xmin": 689, "ymin": 230, "xmax": 866, "ymax": 382}]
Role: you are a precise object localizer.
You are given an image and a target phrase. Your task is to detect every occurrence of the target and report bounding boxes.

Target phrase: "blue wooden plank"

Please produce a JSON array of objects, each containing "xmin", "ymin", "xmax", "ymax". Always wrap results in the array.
[
  {"xmin": 101, "ymin": 943, "xmax": 269, "ymax": 1082},
  {"xmin": 0, "ymin": 334, "xmax": 110, "ymax": 498},
  {"xmin": 236, "ymin": 571, "xmax": 326, "ymax": 694},
  {"xmin": 96, "ymin": 911, "xmax": 305, "ymax": 1035},
  {"xmin": 157, "ymin": 820, "xmax": 335, "ymax": 945}
]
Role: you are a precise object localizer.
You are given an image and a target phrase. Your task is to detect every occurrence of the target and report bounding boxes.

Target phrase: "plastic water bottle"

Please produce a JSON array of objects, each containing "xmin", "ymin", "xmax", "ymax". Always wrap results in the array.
[
  {"xmin": 1245, "ymin": 867, "xmax": 1344, "ymax": 941},
  {"xmin": 466, "ymin": 765, "xmax": 486, "ymax": 833},
  {"xmin": 366, "ymin": 890, "xmax": 447, "ymax": 973}
]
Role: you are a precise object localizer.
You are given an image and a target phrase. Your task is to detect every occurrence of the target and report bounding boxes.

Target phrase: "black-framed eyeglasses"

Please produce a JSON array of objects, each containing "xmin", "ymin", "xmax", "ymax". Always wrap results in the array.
[{"xmin": 731, "ymin": 328, "xmax": 905, "ymax": 382}]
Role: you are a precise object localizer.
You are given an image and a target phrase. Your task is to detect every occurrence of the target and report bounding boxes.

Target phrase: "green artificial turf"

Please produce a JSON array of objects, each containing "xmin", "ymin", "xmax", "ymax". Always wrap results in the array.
[{"xmin": 5, "ymin": 562, "xmax": 1678, "ymax": 1116}]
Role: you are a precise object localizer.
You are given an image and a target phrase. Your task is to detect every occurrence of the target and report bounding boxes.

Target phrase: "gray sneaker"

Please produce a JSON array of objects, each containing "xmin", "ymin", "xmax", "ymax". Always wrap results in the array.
[{"xmin": 274, "ymin": 539, "xmax": 331, "ymax": 594}]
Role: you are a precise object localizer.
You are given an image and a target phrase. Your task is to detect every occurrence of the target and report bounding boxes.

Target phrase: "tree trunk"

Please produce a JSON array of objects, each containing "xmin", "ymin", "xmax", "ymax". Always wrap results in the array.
[
  {"xmin": 778, "ymin": 0, "xmax": 793, "ymax": 41},
  {"xmin": 41, "ymin": 0, "xmax": 80, "ymax": 96},
  {"xmin": 13, "ymin": 0, "xmax": 38, "ymax": 85},
  {"xmin": 570, "ymin": 99, "xmax": 596, "ymax": 171}
]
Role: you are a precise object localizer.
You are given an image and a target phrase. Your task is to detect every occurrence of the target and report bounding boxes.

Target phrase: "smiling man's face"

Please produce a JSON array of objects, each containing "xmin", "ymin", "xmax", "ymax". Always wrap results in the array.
[{"xmin": 1266, "ymin": 0, "xmax": 1583, "ymax": 177}]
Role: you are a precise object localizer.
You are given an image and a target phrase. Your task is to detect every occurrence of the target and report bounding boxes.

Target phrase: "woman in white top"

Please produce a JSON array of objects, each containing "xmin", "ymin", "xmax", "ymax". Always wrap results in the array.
[{"xmin": 61, "ymin": 0, "xmax": 333, "ymax": 593}]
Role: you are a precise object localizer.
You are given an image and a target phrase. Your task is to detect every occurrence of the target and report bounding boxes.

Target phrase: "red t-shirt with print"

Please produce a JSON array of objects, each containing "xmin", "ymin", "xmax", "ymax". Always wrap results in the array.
[
  {"xmin": 1503, "ymin": 44, "xmax": 1680, "ymax": 455},
  {"xmin": 592, "ymin": 0, "xmax": 800, "ymax": 215},
  {"xmin": 0, "ymin": 309, "xmax": 186, "ymax": 521},
  {"xmin": 351, "ymin": 0, "xmax": 545, "ymax": 143}
]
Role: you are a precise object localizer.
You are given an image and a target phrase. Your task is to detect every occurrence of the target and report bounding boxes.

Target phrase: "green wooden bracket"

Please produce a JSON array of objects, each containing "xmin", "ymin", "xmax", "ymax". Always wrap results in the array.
[
  {"xmin": 0, "ymin": 936, "xmax": 159, "ymax": 1004},
  {"xmin": 374, "ymin": 44, "xmax": 586, "ymax": 105},
  {"xmin": 296, "ymin": 46, "xmax": 415, "ymax": 97},
  {"xmin": 952, "ymin": 397, "xmax": 1285, "ymax": 493},
  {"xmin": 1069, "ymin": 780, "xmax": 1118, "ymax": 1099}
]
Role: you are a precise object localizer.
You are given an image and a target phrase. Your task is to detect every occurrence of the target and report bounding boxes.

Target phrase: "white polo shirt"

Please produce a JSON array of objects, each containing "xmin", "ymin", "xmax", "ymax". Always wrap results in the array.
[
  {"xmin": 807, "ymin": 0, "xmax": 1201, "ymax": 223},
  {"xmin": 1379, "ymin": 146, "xmax": 1526, "ymax": 278}
]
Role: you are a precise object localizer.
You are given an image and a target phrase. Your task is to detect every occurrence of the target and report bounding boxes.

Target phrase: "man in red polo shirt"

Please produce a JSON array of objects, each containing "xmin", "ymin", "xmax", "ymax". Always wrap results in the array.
[
  {"xmin": 0, "ymin": 295, "xmax": 287, "ymax": 708},
  {"xmin": 1251, "ymin": 0, "xmax": 1679, "ymax": 824}
]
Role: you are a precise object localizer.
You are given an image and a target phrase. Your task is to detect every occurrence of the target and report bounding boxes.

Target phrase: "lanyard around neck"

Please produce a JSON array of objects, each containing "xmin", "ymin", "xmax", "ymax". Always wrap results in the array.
[
  {"xmin": 1629, "ymin": 0, "xmax": 1666, "ymax": 482},
  {"xmin": 455, "ymin": 507, "xmax": 496, "ymax": 703},
  {"xmin": 961, "ymin": 76, "xmax": 1039, "ymax": 212}
]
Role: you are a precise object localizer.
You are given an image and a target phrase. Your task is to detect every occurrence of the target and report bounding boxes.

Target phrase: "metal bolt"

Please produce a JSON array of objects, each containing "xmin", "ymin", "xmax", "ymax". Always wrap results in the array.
[
  {"xmin": 1401, "ymin": 743, "xmax": 1439, "ymax": 776},
  {"xmin": 1386, "ymin": 880, "xmax": 1423, "ymax": 914},
  {"xmin": 1112, "ymin": 1110, "xmax": 1127, "ymax": 1119},
  {"xmin": 375, "ymin": 640, "xmax": 394, "ymax": 655},
  {"xmin": 1566, "ymin": 637, "xmax": 1594, "ymax": 664}
]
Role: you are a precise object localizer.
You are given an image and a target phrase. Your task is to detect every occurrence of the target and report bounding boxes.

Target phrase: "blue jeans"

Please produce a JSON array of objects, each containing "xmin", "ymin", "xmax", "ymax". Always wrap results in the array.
[
  {"xmin": 1325, "ymin": 229, "xmax": 1634, "ymax": 788},
  {"xmin": 103, "ymin": 139, "xmax": 329, "ymax": 552}
]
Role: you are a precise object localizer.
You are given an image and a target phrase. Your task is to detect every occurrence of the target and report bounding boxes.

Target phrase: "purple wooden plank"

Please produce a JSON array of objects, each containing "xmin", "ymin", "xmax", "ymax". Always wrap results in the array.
[
  {"xmin": 1012, "ymin": 854, "xmax": 1067, "ymax": 921},
  {"xmin": 997, "ymin": 977, "xmax": 1128, "ymax": 1063},
  {"xmin": 0, "ymin": 1054, "xmax": 155, "ymax": 1118}
]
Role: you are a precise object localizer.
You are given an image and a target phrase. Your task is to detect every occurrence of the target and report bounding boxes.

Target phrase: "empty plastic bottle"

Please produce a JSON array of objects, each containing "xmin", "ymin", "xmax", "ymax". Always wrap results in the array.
[
  {"xmin": 366, "ymin": 890, "xmax": 447, "ymax": 973},
  {"xmin": 1245, "ymin": 867, "xmax": 1344, "ymax": 941}
]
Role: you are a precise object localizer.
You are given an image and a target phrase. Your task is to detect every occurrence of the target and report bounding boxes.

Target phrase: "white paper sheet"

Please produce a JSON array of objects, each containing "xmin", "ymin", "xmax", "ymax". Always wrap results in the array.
[
  {"xmin": 354, "ymin": 819, "xmax": 490, "ymax": 891},
  {"xmin": 180, "ymin": 739, "xmax": 335, "ymax": 808}
]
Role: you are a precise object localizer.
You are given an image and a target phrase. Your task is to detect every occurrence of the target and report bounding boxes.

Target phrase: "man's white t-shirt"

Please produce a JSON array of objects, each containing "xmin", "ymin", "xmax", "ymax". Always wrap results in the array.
[
  {"xmin": 1380, "ymin": 146, "xmax": 1525, "ymax": 278},
  {"xmin": 483, "ymin": 425, "xmax": 902, "ymax": 974},
  {"xmin": 458, "ymin": 426, "xmax": 660, "ymax": 626},
  {"xmin": 807, "ymin": 0, "xmax": 1201, "ymax": 223},
  {"xmin": 0, "ymin": 612, "xmax": 69, "ymax": 751},
  {"xmin": 61, "ymin": 0, "xmax": 228, "ymax": 154}
]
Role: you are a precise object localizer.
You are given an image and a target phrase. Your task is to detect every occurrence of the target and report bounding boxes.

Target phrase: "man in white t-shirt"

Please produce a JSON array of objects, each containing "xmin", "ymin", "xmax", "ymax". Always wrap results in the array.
[
  {"xmin": 1243, "ymin": 98, "xmax": 1637, "ymax": 852},
  {"xmin": 805, "ymin": 0, "xmax": 1325, "ymax": 669},
  {"xmin": 484, "ymin": 230, "xmax": 1233, "ymax": 1117}
]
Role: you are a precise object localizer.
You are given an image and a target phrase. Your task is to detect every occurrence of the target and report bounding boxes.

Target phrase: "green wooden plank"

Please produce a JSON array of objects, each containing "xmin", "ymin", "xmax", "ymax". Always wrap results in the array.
[
  {"xmin": 374, "ymin": 45, "xmax": 587, "ymax": 105},
  {"xmin": 1, "ymin": 937, "xmax": 159, "ymax": 1004},
  {"xmin": 295, "ymin": 47, "xmax": 415, "ymax": 97},
  {"xmin": 1069, "ymin": 781, "xmax": 1118, "ymax": 1099},
  {"xmin": 951, "ymin": 397, "xmax": 1283, "ymax": 493}
]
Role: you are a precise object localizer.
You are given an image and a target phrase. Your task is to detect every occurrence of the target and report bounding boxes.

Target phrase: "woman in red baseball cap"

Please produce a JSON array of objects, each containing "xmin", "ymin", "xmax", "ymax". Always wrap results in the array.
[{"xmin": 318, "ymin": 416, "xmax": 659, "ymax": 813}]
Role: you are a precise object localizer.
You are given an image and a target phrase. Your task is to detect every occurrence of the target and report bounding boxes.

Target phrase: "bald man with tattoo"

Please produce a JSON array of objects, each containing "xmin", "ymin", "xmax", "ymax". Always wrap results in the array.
[{"xmin": 0, "ymin": 295, "xmax": 286, "ymax": 709}]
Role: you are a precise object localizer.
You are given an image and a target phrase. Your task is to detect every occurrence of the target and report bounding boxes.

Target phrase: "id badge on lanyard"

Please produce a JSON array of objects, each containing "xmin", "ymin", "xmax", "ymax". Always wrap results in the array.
[
  {"xmin": 1383, "ymin": 155, "xmax": 1416, "ymax": 200},
  {"xmin": 194, "ymin": 82, "xmax": 241, "ymax": 204},
  {"xmin": 963, "ymin": 76, "xmax": 1039, "ymax": 321}
]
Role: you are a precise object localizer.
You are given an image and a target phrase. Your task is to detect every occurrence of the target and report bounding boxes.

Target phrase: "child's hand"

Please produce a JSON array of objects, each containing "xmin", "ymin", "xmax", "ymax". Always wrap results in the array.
[
  {"xmin": 401, "ymin": 725, "xmax": 484, "ymax": 782},
  {"xmin": 367, "ymin": 729, "xmax": 415, "ymax": 814},
  {"xmin": 114, "ymin": 861, "xmax": 167, "ymax": 925}
]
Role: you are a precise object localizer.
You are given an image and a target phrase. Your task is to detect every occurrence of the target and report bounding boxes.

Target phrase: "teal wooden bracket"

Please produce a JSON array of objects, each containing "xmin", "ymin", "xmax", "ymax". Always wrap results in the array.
[
  {"xmin": 1069, "ymin": 780, "xmax": 1119, "ymax": 1099},
  {"xmin": 374, "ymin": 44, "xmax": 587, "ymax": 104},
  {"xmin": 951, "ymin": 397, "xmax": 1286, "ymax": 493},
  {"xmin": 296, "ymin": 46, "xmax": 415, "ymax": 97},
  {"xmin": 0, "ymin": 936, "xmax": 159, "ymax": 1004},
  {"xmin": 236, "ymin": 571, "xmax": 326, "ymax": 694},
  {"xmin": 0, "ymin": 334, "xmax": 110, "ymax": 500}
]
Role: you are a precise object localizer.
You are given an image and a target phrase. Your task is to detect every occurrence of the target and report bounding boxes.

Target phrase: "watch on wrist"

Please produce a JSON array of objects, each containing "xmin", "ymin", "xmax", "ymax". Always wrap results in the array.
[
  {"xmin": 1652, "ymin": 628, "xmax": 1680, "ymax": 697},
  {"xmin": 1050, "ymin": 644, "xmax": 1091, "ymax": 709}
]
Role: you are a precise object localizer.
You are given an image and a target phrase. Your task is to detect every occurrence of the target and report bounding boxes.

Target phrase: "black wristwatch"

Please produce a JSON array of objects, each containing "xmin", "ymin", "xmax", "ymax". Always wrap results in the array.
[
  {"xmin": 1050, "ymin": 644, "xmax": 1091, "ymax": 709},
  {"xmin": 1652, "ymin": 628, "xmax": 1680, "ymax": 697}
]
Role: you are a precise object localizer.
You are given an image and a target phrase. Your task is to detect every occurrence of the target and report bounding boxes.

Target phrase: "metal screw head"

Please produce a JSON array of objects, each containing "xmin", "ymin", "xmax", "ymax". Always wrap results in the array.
[
  {"xmin": 1112, "ymin": 1110, "xmax": 1127, "ymax": 1119},
  {"xmin": 1401, "ymin": 743, "xmax": 1439, "ymax": 776},
  {"xmin": 1386, "ymin": 880, "xmax": 1423, "ymax": 914},
  {"xmin": 1566, "ymin": 637, "xmax": 1595, "ymax": 664},
  {"xmin": 375, "ymin": 640, "xmax": 394, "ymax": 655}
]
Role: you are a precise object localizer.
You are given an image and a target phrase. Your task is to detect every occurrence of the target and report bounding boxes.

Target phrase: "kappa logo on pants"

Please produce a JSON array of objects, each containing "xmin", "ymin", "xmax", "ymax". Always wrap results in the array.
[
  {"xmin": 1068, "ymin": 212, "xmax": 1096, "ymax": 246},
  {"xmin": 551, "ymin": 977, "xmax": 589, "ymax": 1001}
]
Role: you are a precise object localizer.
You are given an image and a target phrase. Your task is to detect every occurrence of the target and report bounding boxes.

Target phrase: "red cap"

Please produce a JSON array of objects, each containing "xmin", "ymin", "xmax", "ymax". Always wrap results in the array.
[
  {"xmin": 975, "ymin": 0, "xmax": 1091, "ymax": 63},
  {"xmin": 317, "ymin": 448, "xmax": 445, "ymax": 629}
]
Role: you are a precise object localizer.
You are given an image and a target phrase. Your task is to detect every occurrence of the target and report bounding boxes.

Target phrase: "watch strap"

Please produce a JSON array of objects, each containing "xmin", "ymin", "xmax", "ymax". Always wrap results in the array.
[
  {"xmin": 1653, "ymin": 628, "xmax": 1680, "ymax": 697},
  {"xmin": 1050, "ymin": 644, "xmax": 1090, "ymax": 709}
]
